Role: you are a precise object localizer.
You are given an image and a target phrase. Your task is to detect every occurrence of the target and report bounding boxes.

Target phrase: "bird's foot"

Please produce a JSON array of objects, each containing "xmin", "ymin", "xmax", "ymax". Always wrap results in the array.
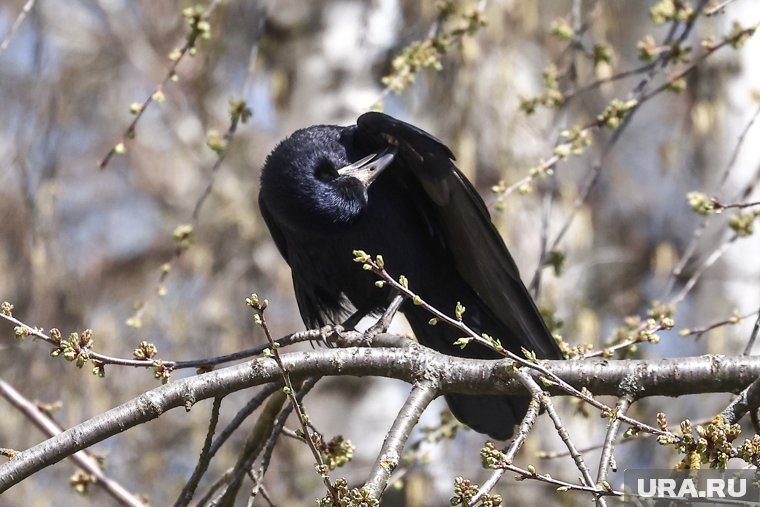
[
  {"xmin": 319, "ymin": 325, "xmax": 337, "ymax": 347},
  {"xmin": 321, "ymin": 324, "xmax": 368, "ymax": 348}
]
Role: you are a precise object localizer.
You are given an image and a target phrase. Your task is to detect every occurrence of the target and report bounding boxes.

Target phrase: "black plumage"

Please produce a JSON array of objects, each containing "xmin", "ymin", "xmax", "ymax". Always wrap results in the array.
[{"xmin": 259, "ymin": 112, "xmax": 562, "ymax": 440}]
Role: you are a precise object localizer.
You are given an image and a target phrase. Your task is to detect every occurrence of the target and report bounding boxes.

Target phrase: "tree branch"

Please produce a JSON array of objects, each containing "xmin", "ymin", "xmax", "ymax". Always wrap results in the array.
[
  {"xmin": 720, "ymin": 376, "xmax": 760, "ymax": 426},
  {"xmin": 2, "ymin": 345, "xmax": 760, "ymax": 492},
  {"xmin": 365, "ymin": 379, "xmax": 438, "ymax": 498},
  {"xmin": 517, "ymin": 370, "xmax": 603, "ymax": 505},
  {"xmin": 0, "ymin": 378, "xmax": 145, "ymax": 506},
  {"xmin": 596, "ymin": 396, "xmax": 632, "ymax": 503},
  {"xmin": 173, "ymin": 395, "xmax": 224, "ymax": 507},
  {"xmin": 469, "ymin": 394, "xmax": 541, "ymax": 505},
  {"xmin": 0, "ymin": 0, "xmax": 36, "ymax": 57}
]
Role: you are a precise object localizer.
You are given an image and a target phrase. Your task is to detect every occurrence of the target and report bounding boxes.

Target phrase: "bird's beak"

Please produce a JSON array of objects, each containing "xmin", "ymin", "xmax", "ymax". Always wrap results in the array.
[{"xmin": 337, "ymin": 146, "xmax": 396, "ymax": 188}]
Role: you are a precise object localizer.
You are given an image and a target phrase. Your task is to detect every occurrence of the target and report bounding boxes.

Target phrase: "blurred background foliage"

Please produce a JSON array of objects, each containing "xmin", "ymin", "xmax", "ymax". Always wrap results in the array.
[{"xmin": 1, "ymin": 0, "xmax": 759, "ymax": 505}]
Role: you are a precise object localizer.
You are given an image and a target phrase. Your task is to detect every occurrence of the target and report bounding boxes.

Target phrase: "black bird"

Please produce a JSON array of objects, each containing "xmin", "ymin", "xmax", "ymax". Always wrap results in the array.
[{"xmin": 259, "ymin": 112, "xmax": 562, "ymax": 440}]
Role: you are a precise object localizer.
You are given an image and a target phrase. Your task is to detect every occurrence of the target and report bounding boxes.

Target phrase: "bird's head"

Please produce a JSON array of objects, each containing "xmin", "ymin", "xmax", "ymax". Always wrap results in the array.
[{"xmin": 259, "ymin": 125, "xmax": 396, "ymax": 233}]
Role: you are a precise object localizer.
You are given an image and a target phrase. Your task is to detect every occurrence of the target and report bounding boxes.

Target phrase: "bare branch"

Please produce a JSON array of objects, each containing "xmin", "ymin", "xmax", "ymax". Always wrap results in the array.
[
  {"xmin": 0, "ymin": 379, "xmax": 145, "ymax": 506},
  {"xmin": 2, "ymin": 347, "xmax": 760, "ymax": 491},
  {"xmin": 173, "ymin": 395, "xmax": 224, "ymax": 507},
  {"xmin": 746, "ymin": 309, "xmax": 760, "ymax": 355},
  {"xmin": 516, "ymin": 370, "xmax": 602, "ymax": 505},
  {"xmin": 247, "ymin": 296, "xmax": 337, "ymax": 500},
  {"xmin": 470, "ymin": 394, "xmax": 542, "ymax": 505},
  {"xmin": 98, "ymin": 0, "xmax": 224, "ymax": 169},
  {"xmin": 680, "ymin": 309, "xmax": 760, "ymax": 340},
  {"xmin": 365, "ymin": 379, "xmax": 439, "ymax": 498},
  {"xmin": 596, "ymin": 396, "xmax": 632, "ymax": 499},
  {"xmin": 720, "ymin": 376, "xmax": 760, "ymax": 426},
  {"xmin": 705, "ymin": 0, "xmax": 740, "ymax": 15},
  {"xmin": 250, "ymin": 378, "xmax": 319, "ymax": 503},
  {"xmin": 0, "ymin": 0, "xmax": 36, "ymax": 57},
  {"xmin": 669, "ymin": 235, "xmax": 737, "ymax": 307},
  {"xmin": 1, "ymin": 309, "xmax": 323, "ymax": 372},
  {"xmin": 213, "ymin": 387, "xmax": 289, "ymax": 506}
]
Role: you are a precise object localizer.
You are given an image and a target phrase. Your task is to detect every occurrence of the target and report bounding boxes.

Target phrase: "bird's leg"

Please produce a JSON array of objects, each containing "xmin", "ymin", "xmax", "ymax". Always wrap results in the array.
[{"xmin": 365, "ymin": 293, "xmax": 404, "ymax": 340}]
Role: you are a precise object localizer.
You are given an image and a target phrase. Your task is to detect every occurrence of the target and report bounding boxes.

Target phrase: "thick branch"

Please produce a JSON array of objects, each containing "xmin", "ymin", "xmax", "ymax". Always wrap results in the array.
[
  {"xmin": 720, "ymin": 376, "xmax": 760, "ymax": 425},
  {"xmin": 365, "ymin": 379, "xmax": 438, "ymax": 498},
  {"xmin": 2, "ymin": 345, "xmax": 760, "ymax": 491}
]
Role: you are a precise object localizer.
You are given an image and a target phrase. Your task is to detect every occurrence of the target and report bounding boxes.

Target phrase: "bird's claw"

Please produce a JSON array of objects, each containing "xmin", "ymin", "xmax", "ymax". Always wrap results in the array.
[{"xmin": 319, "ymin": 324, "xmax": 339, "ymax": 347}]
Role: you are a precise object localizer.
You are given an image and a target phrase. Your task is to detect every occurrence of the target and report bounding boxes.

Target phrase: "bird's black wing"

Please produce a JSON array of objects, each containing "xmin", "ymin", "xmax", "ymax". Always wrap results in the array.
[
  {"xmin": 259, "ymin": 192, "xmax": 330, "ymax": 327},
  {"xmin": 356, "ymin": 112, "xmax": 561, "ymax": 359},
  {"xmin": 259, "ymin": 193, "xmax": 290, "ymax": 261}
]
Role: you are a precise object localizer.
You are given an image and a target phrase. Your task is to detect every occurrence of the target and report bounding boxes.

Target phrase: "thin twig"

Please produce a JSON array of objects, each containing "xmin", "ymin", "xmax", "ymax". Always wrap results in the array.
[
  {"xmin": 98, "ymin": 0, "xmax": 223, "ymax": 169},
  {"xmin": 745, "ymin": 309, "xmax": 760, "ymax": 355},
  {"xmin": 1, "ymin": 309, "xmax": 323, "ymax": 372},
  {"xmin": 669, "ymin": 235, "xmax": 737, "ymax": 307},
  {"xmin": 0, "ymin": 0, "xmax": 36, "ymax": 57},
  {"xmin": 531, "ymin": 8, "xmax": 725, "ymax": 291},
  {"xmin": 663, "ymin": 217, "xmax": 710, "ymax": 297},
  {"xmin": 367, "ymin": 2, "xmax": 488, "ymax": 110},
  {"xmin": 171, "ymin": 385, "xmax": 283, "ymax": 505},
  {"xmin": 191, "ymin": 8, "xmax": 266, "ymax": 221},
  {"xmin": 712, "ymin": 199, "xmax": 760, "ymax": 211},
  {"xmin": 596, "ymin": 396, "xmax": 632, "ymax": 501},
  {"xmin": 705, "ymin": 0, "xmax": 740, "ymax": 15},
  {"xmin": 565, "ymin": 62, "xmax": 656, "ymax": 100},
  {"xmin": 115, "ymin": 5, "xmax": 264, "ymax": 331},
  {"xmin": 680, "ymin": 309, "xmax": 760, "ymax": 340},
  {"xmin": 2, "ymin": 312, "xmax": 161, "ymax": 368},
  {"xmin": 248, "ymin": 295, "xmax": 337, "ymax": 501},
  {"xmin": 469, "ymin": 395, "xmax": 541, "ymax": 505},
  {"xmin": 663, "ymin": 103, "xmax": 760, "ymax": 297},
  {"xmin": 189, "ymin": 383, "xmax": 280, "ymax": 506},
  {"xmin": 194, "ymin": 466, "xmax": 233, "ymax": 507},
  {"xmin": 531, "ymin": 190, "xmax": 554, "ymax": 299},
  {"xmin": 476, "ymin": 374, "xmax": 621, "ymax": 501},
  {"xmin": 495, "ymin": 6, "xmax": 712, "ymax": 211},
  {"xmin": 171, "ymin": 330, "xmax": 323, "ymax": 369},
  {"xmin": 582, "ymin": 319, "xmax": 667, "ymax": 359},
  {"xmin": 720, "ymin": 103, "xmax": 760, "ymax": 188},
  {"xmin": 206, "ymin": 384, "xmax": 280, "ymax": 459},
  {"xmin": 587, "ymin": 233, "xmax": 739, "ymax": 359},
  {"xmin": 519, "ymin": 370, "xmax": 605, "ymax": 505},
  {"xmin": 490, "ymin": 461, "xmax": 621, "ymax": 497},
  {"xmin": 638, "ymin": 22, "xmax": 758, "ymax": 105},
  {"xmin": 366, "ymin": 293, "xmax": 405, "ymax": 336}
]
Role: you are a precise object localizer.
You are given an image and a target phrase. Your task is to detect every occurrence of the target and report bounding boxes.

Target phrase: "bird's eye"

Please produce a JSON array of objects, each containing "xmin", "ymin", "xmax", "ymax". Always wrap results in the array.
[{"xmin": 314, "ymin": 159, "xmax": 338, "ymax": 182}]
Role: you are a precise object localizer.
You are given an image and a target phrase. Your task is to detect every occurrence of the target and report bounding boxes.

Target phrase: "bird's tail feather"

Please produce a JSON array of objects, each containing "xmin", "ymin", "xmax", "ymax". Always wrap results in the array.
[{"xmin": 444, "ymin": 393, "xmax": 529, "ymax": 440}]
